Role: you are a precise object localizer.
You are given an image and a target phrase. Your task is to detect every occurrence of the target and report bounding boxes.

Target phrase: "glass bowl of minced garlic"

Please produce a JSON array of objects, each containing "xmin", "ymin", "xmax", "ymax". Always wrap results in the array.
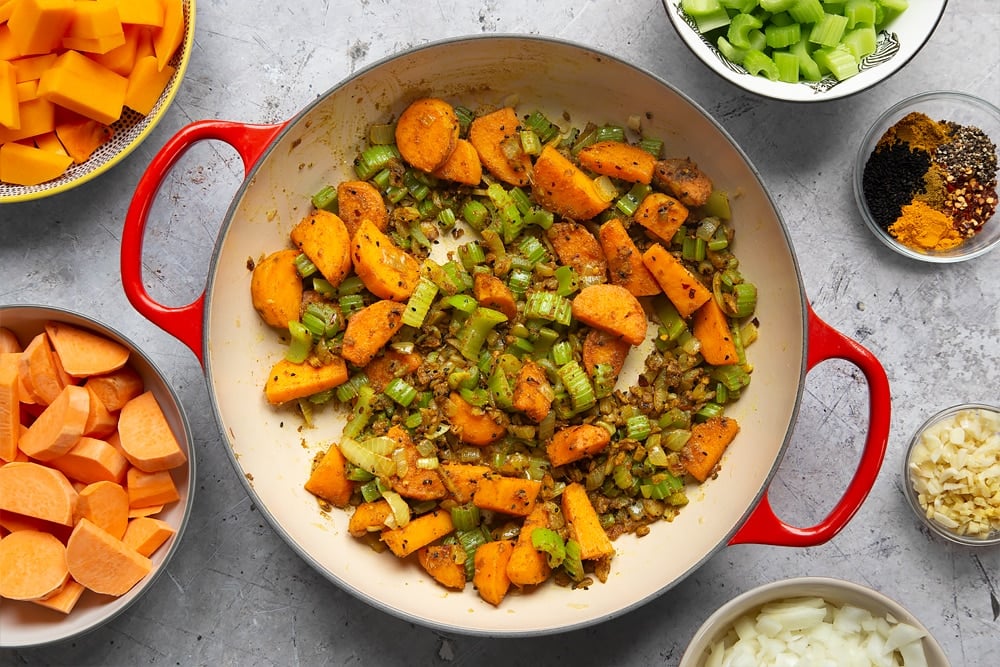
[{"xmin": 854, "ymin": 91, "xmax": 1000, "ymax": 262}]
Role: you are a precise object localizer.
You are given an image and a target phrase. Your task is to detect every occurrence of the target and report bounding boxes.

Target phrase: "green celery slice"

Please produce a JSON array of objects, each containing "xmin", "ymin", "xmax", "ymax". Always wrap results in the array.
[
  {"xmin": 841, "ymin": 26, "xmax": 877, "ymax": 60},
  {"xmin": 790, "ymin": 36, "xmax": 823, "ymax": 81},
  {"xmin": 765, "ymin": 22, "xmax": 801, "ymax": 48},
  {"xmin": 728, "ymin": 13, "xmax": 764, "ymax": 49},
  {"xmin": 813, "ymin": 44, "xmax": 859, "ymax": 80},
  {"xmin": 809, "ymin": 12, "xmax": 849, "ymax": 47},
  {"xmin": 773, "ymin": 50, "xmax": 800, "ymax": 82},
  {"xmin": 845, "ymin": 0, "xmax": 876, "ymax": 27},
  {"xmin": 742, "ymin": 49, "xmax": 780, "ymax": 80},
  {"xmin": 788, "ymin": 0, "xmax": 825, "ymax": 23}
]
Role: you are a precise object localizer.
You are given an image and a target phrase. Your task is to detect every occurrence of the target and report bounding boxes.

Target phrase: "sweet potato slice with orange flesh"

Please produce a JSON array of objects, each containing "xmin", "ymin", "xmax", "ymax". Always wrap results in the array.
[
  {"xmin": 121, "ymin": 517, "xmax": 175, "ymax": 558},
  {"xmin": 0, "ymin": 353, "xmax": 20, "ymax": 462},
  {"xmin": 304, "ymin": 443, "xmax": 354, "ymax": 508},
  {"xmin": 290, "ymin": 209, "xmax": 353, "ymax": 288},
  {"xmin": 348, "ymin": 499, "xmax": 392, "ymax": 537},
  {"xmin": 432, "ymin": 138, "xmax": 483, "ymax": 186},
  {"xmin": 44, "ymin": 321, "xmax": 131, "ymax": 378},
  {"xmin": 561, "ymin": 482, "xmax": 614, "ymax": 560},
  {"xmin": 418, "ymin": 544, "xmax": 467, "ymax": 591},
  {"xmin": 652, "ymin": 157, "xmax": 714, "ymax": 207},
  {"xmin": 337, "ymin": 179, "xmax": 388, "ymax": 237},
  {"xmin": 547, "ymin": 221, "xmax": 607, "ymax": 282},
  {"xmin": 473, "ymin": 539, "xmax": 515, "ymax": 606},
  {"xmin": 380, "ymin": 508, "xmax": 454, "ymax": 558},
  {"xmin": 438, "ymin": 463, "xmax": 492, "ymax": 504},
  {"xmin": 0, "ymin": 461, "xmax": 79, "ymax": 526},
  {"xmin": 31, "ymin": 578, "xmax": 85, "ymax": 614},
  {"xmin": 264, "ymin": 357, "xmax": 348, "ymax": 405},
  {"xmin": 351, "ymin": 219, "xmax": 421, "ymax": 301},
  {"xmin": 66, "ymin": 517, "xmax": 152, "ymax": 596},
  {"xmin": 362, "ymin": 349, "xmax": 422, "ymax": 393},
  {"xmin": 531, "ymin": 144, "xmax": 611, "ymax": 221},
  {"xmin": 468, "ymin": 107, "xmax": 532, "ymax": 187},
  {"xmin": 49, "ymin": 436, "xmax": 129, "ymax": 485},
  {"xmin": 0, "ymin": 529, "xmax": 69, "ymax": 601},
  {"xmin": 682, "ymin": 415, "xmax": 740, "ymax": 482},
  {"xmin": 83, "ymin": 365, "xmax": 144, "ymax": 412},
  {"xmin": 472, "ymin": 475, "xmax": 541, "ymax": 517},
  {"xmin": 634, "ymin": 192, "xmax": 689, "ymax": 243},
  {"xmin": 19, "ymin": 384, "xmax": 90, "ymax": 461},
  {"xmin": 506, "ymin": 504, "xmax": 551, "ymax": 587},
  {"xmin": 598, "ymin": 219, "xmax": 661, "ymax": 297},
  {"xmin": 571, "ymin": 284, "xmax": 647, "ymax": 346},
  {"xmin": 512, "ymin": 359, "xmax": 553, "ymax": 424},
  {"xmin": 581, "ymin": 328, "xmax": 631, "ymax": 379},
  {"xmin": 692, "ymin": 298, "xmax": 739, "ymax": 366},
  {"xmin": 126, "ymin": 467, "xmax": 180, "ymax": 508},
  {"xmin": 445, "ymin": 392, "xmax": 506, "ymax": 446},
  {"xmin": 75, "ymin": 480, "xmax": 130, "ymax": 540},
  {"xmin": 250, "ymin": 249, "xmax": 304, "ymax": 329},
  {"xmin": 19, "ymin": 332, "xmax": 67, "ymax": 405},
  {"xmin": 546, "ymin": 424, "xmax": 612, "ymax": 467},
  {"xmin": 394, "ymin": 97, "xmax": 460, "ymax": 173},
  {"xmin": 473, "ymin": 273, "xmax": 517, "ymax": 321},
  {"xmin": 577, "ymin": 141, "xmax": 657, "ymax": 184},
  {"xmin": 341, "ymin": 299, "xmax": 407, "ymax": 367},
  {"xmin": 117, "ymin": 391, "xmax": 186, "ymax": 472},
  {"xmin": 0, "ymin": 328, "xmax": 22, "ymax": 353},
  {"xmin": 82, "ymin": 385, "xmax": 118, "ymax": 438},
  {"xmin": 386, "ymin": 426, "xmax": 447, "ymax": 501},
  {"xmin": 641, "ymin": 244, "xmax": 712, "ymax": 319}
]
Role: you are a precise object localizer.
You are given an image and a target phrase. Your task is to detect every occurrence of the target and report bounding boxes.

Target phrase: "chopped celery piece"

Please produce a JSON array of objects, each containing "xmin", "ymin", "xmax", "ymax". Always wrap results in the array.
[
  {"xmin": 626, "ymin": 414, "xmax": 651, "ymax": 441},
  {"xmin": 813, "ymin": 44, "xmax": 859, "ymax": 80},
  {"xmin": 524, "ymin": 292, "xmax": 572, "ymax": 326},
  {"xmin": 876, "ymin": 0, "xmax": 907, "ymax": 25},
  {"xmin": 523, "ymin": 110, "xmax": 561, "ymax": 143},
  {"xmin": 457, "ymin": 241, "xmax": 486, "ymax": 271},
  {"xmin": 845, "ymin": 0, "xmax": 876, "ymax": 27},
  {"xmin": 285, "ymin": 321, "xmax": 312, "ymax": 363},
  {"xmin": 531, "ymin": 528, "xmax": 567, "ymax": 568},
  {"xmin": 462, "ymin": 199, "xmax": 489, "ymax": 230},
  {"xmin": 790, "ymin": 36, "xmax": 823, "ymax": 81},
  {"xmin": 557, "ymin": 361, "xmax": 596, "ymax": 414},
  {"xmin": 311, "ymin": 185, "xmax": 338, "ymax": 212},
  {"xmin": 594, "ymin": 125, "xmax": 625, "ymax": 143},
  {"xmin": 456, "ymin": 307, "xmax": 508, "ymax": 361},
  {"xmin": 723, "ymin": 0, "xmax": 760, "ymax": 11},
  {"xmin": 553, "ymin": 264, "xmax": 580, "ymax": 297},
  {"xmin": 743, "ymin": 49, "xmax": 780, "ymax": 80},
  {"xmin": 760, "ymin": 0, "xmax": 798, "ymax": 10},
  {"xmin": 384, "ymin": 377, "xmax": 417, "ymax": 407},
  {"xmin": 354, "ymin": 144, "xmax": 399, "ymax": 180},
  {"xmin": 728, "ymin": 13, "xmax": 763, "ymax": 50},
  {"xmin": 717, "ymin": 36, "xmax": 749, "ymax": 65},
  {"xmin": 765, "ymin": 22, "xmax": 800, "ymax": 49},
  {"xmin": 788, "ymin": 0, "xmax": 825, "ymax": 23},
  {"xmin": 809, "ymin": 12, "xmax": 848, "ymax": 47},
  {"xmin": 294, "ymin": 253, "xmax": 317, "ymax": 278},
  {"xmin": 841, "ymin": 26, "xmax": 877, "ymax": 60},
  {"xmin": 773, "ymin": 50, "xmax": 801, "ymax": 82},
  {"xmin": 638, "ymin": 136, "xmax": 664, "ymax": 157},
  {"xmin": 367, "ymin": 123, "xmax": 396, "ymax": 146},
  {"xmin": 402, "ymin": 277, "xmax": 439, "ymax": 328},
  {"xmin": 681, "ymin": 0, "xmax": 725, "ymax": 15}
]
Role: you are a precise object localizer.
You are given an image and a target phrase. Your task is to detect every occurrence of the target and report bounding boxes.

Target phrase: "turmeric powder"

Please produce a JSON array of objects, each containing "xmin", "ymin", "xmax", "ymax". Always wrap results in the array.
[{"xmin": 888, "ymin": 200, "xmax": 963, "ymax": 251}]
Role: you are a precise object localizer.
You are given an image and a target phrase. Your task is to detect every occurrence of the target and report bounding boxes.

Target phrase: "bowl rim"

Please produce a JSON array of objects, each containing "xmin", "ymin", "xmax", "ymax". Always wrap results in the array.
[
  {"xmin": 661, "ymin": 0, "xmax": 949, "ymax": 103},
  {"xmin": 852, "ymin": 89, "xmax": 1000, "ymax": 263},
  {"xmin": 0, "ymin": 0, "xmax": 197, "ymax": 204},
  {"xmin": 0, "ymin": 303, "xmax": 197, "ymax": 649},
  {"xmin": 902, "ymin": 402, "xmax": 1000, "ymax": 546},
  {"xmin": 678, "ymin": 576, "xmax": 951, "ymax": 667}
]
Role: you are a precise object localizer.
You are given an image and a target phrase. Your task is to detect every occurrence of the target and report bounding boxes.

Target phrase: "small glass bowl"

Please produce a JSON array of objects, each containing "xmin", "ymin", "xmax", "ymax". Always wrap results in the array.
[
  {"xmin": 853, "ymin": 91, "xmax": 1000, "ymax": 263},
  {"xmin": 902, "ymin": 403, "xmax": 1000, "ymax": 546}
]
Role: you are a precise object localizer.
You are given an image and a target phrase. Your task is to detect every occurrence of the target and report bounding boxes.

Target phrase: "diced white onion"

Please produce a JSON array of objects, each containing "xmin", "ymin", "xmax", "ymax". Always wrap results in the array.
[{"xmin": 702, "ymin": 596, "xmax": 928, "ymax": 666}]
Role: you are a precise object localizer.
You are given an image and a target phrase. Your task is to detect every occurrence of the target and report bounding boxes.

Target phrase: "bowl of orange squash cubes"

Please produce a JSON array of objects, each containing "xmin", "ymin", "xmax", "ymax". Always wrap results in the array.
[
  {"xmin": 0, "ymin": 305, "xmax": 194, "ymax": 648},
  {"xmin": 0, "ymin": 0, "xmax": 194, "ymax": 202}
]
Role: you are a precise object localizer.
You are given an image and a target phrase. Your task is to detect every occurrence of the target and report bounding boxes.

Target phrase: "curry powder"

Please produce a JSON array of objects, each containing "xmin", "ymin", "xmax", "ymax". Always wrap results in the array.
[{"xmin": 888, "ymin": 200, "xmax": 963, "ymax": 251}]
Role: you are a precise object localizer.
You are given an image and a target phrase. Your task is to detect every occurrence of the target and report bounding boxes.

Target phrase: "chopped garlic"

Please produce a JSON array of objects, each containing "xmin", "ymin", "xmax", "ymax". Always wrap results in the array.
[{"xmin": 908, "ymin": 408, "xmax": 1000, "ymax": 539}]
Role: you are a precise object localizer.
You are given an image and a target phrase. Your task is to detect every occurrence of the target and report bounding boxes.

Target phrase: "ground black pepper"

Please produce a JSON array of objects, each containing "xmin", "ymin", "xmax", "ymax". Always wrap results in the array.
[{"xmin": 862, "ymin": 139, "xmax": 932, "ymax": 230}]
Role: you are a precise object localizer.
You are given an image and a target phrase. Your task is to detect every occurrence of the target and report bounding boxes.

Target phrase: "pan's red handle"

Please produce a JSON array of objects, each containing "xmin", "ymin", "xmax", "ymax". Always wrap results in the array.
[
  {"xmin": 121, "ymin": 120, "xmax": 287, "ymax": 364},
  {"xmin": 729, "ymin": 302, "xmax": 890, "ymax": 547}
]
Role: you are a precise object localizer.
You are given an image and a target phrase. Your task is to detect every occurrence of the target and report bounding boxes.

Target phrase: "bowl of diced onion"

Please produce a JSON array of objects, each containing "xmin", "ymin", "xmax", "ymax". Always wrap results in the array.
[
  {"xmin": 661, "ymin": 0, "xmax": 947, "ymax": 102},
  {"xmin": 679, "ymin": 577, "xmax": 950, "ymax": 666},
  {"xmin": 903, "ymin": 403, "xmax": 1000, "ymax": 546}
]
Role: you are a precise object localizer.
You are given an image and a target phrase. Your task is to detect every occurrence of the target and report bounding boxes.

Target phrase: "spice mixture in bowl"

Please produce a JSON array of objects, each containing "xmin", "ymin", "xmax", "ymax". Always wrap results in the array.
[
  {"xmin": 903, "ymin": 404, "xmax": 1000, "ymax": 547},
  {"xmin": 854, "ymin": 91, "xmax": 1000, "ymax": 262}
]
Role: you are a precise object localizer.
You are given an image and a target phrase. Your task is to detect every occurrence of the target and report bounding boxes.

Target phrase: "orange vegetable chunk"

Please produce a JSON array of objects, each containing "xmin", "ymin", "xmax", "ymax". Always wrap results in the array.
[
  {"xmin": 432, "ymin": 137, "xmax": 482, "ymax": 186},
  {"xmin": 546, "ymin": 424, "xmax": 612, "ymax": 467},
  {"xmin": 0, "ymin": 61, "xmax": 17, "ymax": 129},
  {"xmin": 347, "ymin": 499, "xmax": 391, "ymax": 537},
  {"xmin": 571, "ymin": 283, "xmax": 647, "ymax": 346},
  {"xmin": 417, "ymin": 544, "xmax": 467, "ymax": 591},
  {"xmin": 290, "ymin": 209, "xmax": 353, "ymax": 288},
  {"xmin": 264, "ymin": 357, "xmax": 349, "ymax": 405},
  {"xmin": 0, "ymin": 96, "xmax": 55, "ymax": 143},
  {"xmin": 341, "ymin": 299, "xmax": 407, "ymax": 367},
  {"xmin": 380, "ymin": 508, "xmax": 454, "ymax": 558},
  {"xmin": 66, "ymin": 0, "xmax": 123, "ymax": 40},
  {"xmin": 115, "ymin": 0, "xmax": 165, "ymax": 27},
  {"xmin": 6, "ymin": 0, "xmax": 76, "ymax": 57},
  {"xmin": 84, "ymin": 364, "xmax": 144, "ymax": 412},
  {"xmin": 124, "ymin": 54, "xmax": 174, "ymax": 115},
  {"xmin": 473, "ymin": 539, "xmax": 514, "ymax": 606},
  {"xmin": 54, "ymin": 116, "xmax": 113, "ymax": 163},
  {"xmin": 350, "ymin": 219, "xmax": 421, "ymax": 301},
  {"xmin": 634, "ymin": 192, "xmax": 689, "ymax": 243},
  {"xmin": 31, "ymin": 578, "xmax": 85, "ymax": 614},
  {"xmin": 49, "ymin": 435, "xmax": 128, "ymax": 484},
  {"xmin": 76, "ymin": 480, "xmax": 129, "ymax": 540},
  {"xmin": 0, "ymin": 529, "xmax": 69, "ymax": 601},
  {"xmin": 37, "ymin": 49, "xmax": 127, "ymax": 125},
  {"xmin": 19, "ymin": 331, "xmax": 66, "ymax": 405},
  {"xmin": 117, "ymin": 390, "xmax": 186, "ymax": 472},
  {"xmin": 66, "ymin": 517, "xmax": 152, "ymax": 596},
  {"xmin": 641, "ymin": 243, "xmax": 713, "ymax": 318},
  {"xmin": 505, "ymin": 504, "xmax": 551, "ymax": 587},
  {"xmin": 304, "ymin": 443, "xmax": 354, "ymax": 508},
  {"xmin": 691, "ymin": 298, "xmax": 740, "ymax": 366},
  {"xmin": 682, "ymin": 415, "xmax": 741, "ymax": 482},
  {"xmin": 468, "ymin": 107, "xmax": 532, "ymax": 187},
  {"xmin": 0, "ymin": 352, "xmax": 20, "ymax": 461},
  {"xmin": 0, "ymin": 140, "xmax": 72, "ymax": 185},
  {"xmin": 19, "ymin": 384, "xmax": 90, "ymax": 461},
  {"xmin": 394, "ymin": 97, "xmax": 459, "ymax": 173},
  {"xmin": 151, "ymin": 0, "xmax": 183, "ymax": 72},
  {"xmin": 336, "ymin": 179, "xmax": 388, "ymax": 237},
  {"xmin": 437, "ymin": 463, "xmax": 491, "ymax": 504},
  {"xmin": 577, "ymin": 140, "xmax": 657, "ymax": 184},
  {"xmin": 445, "ymin": 392, "xmax": 506, "ymax": 446},
  {"xmin": 598, "ymin": 218, "xmax": 661, "ymax": 297},
  {"xmin": 0, "ymin": 461, "xmax": 79, "ymax": 525},
  {"xmin": 121, "ymin": 516, "xmax": 174, "ymax": 557},
  {"xmin": 472, "ymin": 475, "xmax": 541, "ymax": 517},
  {"xmin": 82, "ymin": 385, "xmax": 118, "ymax": 438},
  {"xmin": 561, "ymin": 482, "xmax": 614, "ymax": 560},
  {"xmin": 45, "ymin": 320, "xmax": 130, "ymax": 377},
  {"xmin": 126, "ymin": 466, "xmax": 179, "ymax": 508},
  {"xmin": 531, "ymin": 144, "xmax": 611, "ymax": 221}
]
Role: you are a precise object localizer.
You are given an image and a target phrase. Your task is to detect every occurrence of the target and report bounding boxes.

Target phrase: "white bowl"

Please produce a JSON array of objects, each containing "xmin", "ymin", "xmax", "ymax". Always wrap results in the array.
[
  {"xmin": 0, "ymin": 305, "xmax": 195, "ymax": 648},
  {"xmin": 662, "ymin": 0, "xmax": 947, "ymax": 102},
  {"xmin": 679, "ymin": 577, "xmax": 950, "ymax": 666}
]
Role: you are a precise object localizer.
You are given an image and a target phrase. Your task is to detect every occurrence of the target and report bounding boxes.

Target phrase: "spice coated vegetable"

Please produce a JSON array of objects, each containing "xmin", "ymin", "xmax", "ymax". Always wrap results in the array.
[{"xmin": 253, "ymin": 96, "xmax": 760, "ymax": 606}]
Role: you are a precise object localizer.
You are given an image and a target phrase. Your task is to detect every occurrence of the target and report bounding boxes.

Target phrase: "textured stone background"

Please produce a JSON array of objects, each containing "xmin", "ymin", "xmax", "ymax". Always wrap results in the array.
[{"xmin": 2, "ymin": 2, "xmax": 997, "ymax": 665}]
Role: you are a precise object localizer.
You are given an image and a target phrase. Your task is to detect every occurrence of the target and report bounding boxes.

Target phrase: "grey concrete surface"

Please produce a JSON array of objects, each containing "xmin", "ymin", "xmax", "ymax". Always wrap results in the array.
[{"xmin": 1, "ymin": 2, "xmax": 998, "ymax": 665}]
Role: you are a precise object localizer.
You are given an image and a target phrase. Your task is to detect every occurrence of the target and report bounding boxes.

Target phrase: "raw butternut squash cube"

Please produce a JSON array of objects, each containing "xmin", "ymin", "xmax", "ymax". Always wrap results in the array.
[
  {"xmin": 37, "ymin": 49, "xmax": 127, "ymax": 125},
  {"xmin": 55, "ymin": 116, "xmax": 112, "ymax": 163},
  {"xmin": 0, "ymin": 61, "xmax": 17, "ymax": 130},
  {"xmin": 90, "ymin": 24, "xmax": 142, "ymax": 76},
  {"xmin": 0, "ymin": 141, "xmax": 73, "ymax": 186},
  {"xmin": 124, "ymin": 55, "xmax": 174, "ymax": 115},
  {"xmin": 11, "ymin": 54, "xmax": 58, "ymax": 83},
  {"xmin": 7, "ymin": 0, "xmax": 76, "ymax": 57},
  {"xmin": 116, "ymin": 0, "xmax": 165, "ymax": 27},
  {"xmin": 62, "ymin": 33, "xmax": 127, "ymax": 55},
  {"xmin": 152, "ymin": 0, "xmax": 183, "ymax": 72},
  {"xmin": 34, "ymin": 131, "xmax": 69, "ymax": 157},
  {"xmin": 0, "ymin": 25, "xmax": 19, "ymax": 61},
  {"xmin": 0, "ymin": 97, "xmax": 55, "ymax": 144},
  {"xmin": 15, "ymin": 80, "xmax": 38, "ymax": 102},
  {"xmin": 66, "ymin": 0, "xmax": 123, "ymax": 40}
]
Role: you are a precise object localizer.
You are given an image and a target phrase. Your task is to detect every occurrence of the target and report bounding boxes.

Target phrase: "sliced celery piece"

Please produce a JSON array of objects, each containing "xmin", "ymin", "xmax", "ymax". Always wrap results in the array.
[
  {"xmin": 788, "ymin": 0, "xmax": 825, "ymax": 23},
  {"xmin": 773, "ymin": 50, "xmax": 800, "ymax": 82},
  {"xmin": 681, "ymin": 0, "xmax": 726, "ymax": 16},
  {"xmin": 728, "ymin": 13, "xmax": 764, "ymax": 49},
  {"xmin": 813, "ymin": 44, "xmax": 859, "ymax": 80},
  {"xmin": 841, "ymin": 26, "xmax": 877, "ymax": 60},
  {"xmin": 845, "ymin": 0, "xmax": 876, "ymax": 27},
  {"xmin": 790, "ymin": 36, "xmax": 823, "ymax": 81},
  {"xmin": 768, "ymin": 11, "xmax": 794, "ymax": 26},
  {"xmin": 743, "ymin": 49, "xmax": 780, "ymax": 80},
  {"xmin": 760, "ymin": 0, "xmax": 797, "ymax": 10},
  {"xmin": 765, "ymin": 22, "xmax": 800, "ymax": 48},
  {"xmin": 717, "ymin": 35, "xmax": 749, "ymax": 64},
  {"xmin": 809, "ymin": 12, "xmax": 849, "ymax": 47},
  {"xmin": 875, "ymin": 0, "xmax": 908, "ymax": 26},
  {"xmin": 722, "ymin": 0, "xmax": 759, "ymax": 11}
]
